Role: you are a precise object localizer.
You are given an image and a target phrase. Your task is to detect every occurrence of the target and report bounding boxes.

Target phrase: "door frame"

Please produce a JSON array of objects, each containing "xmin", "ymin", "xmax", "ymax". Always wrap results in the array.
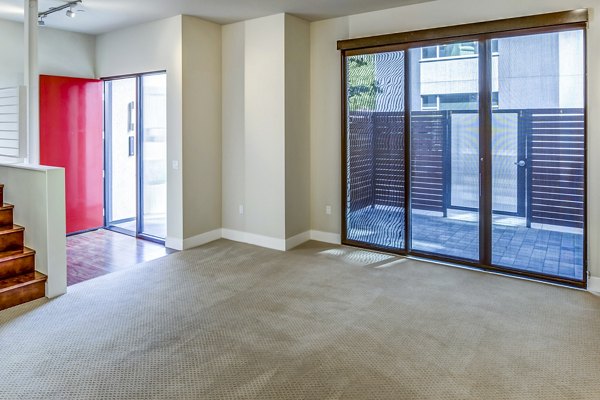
[
  {"xmin": 102, "ymin": 70, "xmax": 167, "ymax": 244},
  {"xmin": 340, "ymin": 22, "xmax": 588, "ymax": 288}
]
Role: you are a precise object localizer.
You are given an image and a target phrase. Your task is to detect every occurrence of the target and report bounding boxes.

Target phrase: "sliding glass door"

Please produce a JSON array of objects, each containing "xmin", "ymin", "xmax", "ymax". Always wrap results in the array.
[
  {"xmin": 342, "ymin": 24, "xmax": 586, "ymax": 286},
  {"xmin": 345, "ymin": 50, "xmax": 407, "ymax": 251},
  {"xmin": 491, "ymin": 31, "xmax": 585, "ymax": 281},
  {"xmin": 104, "ymin": 72, "xmax": 167, "ymax": 242},
  {"xmin": 408, "ymin": 43, "xmax": 480, "ymax": 261}
]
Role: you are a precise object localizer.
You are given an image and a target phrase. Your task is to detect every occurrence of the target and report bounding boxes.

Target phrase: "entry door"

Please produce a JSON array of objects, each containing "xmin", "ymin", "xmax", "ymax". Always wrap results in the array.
[
  {"xmin": 39, "ymin": 75, "xmax": 104, "ymax": 234},
  {"xmin": 104, "ymin": 72, "xmax": 167, "ymax": 241}
]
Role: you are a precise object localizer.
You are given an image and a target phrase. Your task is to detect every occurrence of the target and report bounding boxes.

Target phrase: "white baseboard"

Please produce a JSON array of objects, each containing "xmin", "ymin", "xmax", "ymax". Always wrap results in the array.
[
  {"xmin": 286, "ymin": 231, "xmax": 311, "ymax": 250},
  {"xmin": 166, "ymin": 229, "xmax": 222, "ymax": 251},
  {"xmin": 310, "ymin": 230, "xmax": 341, "ymax": 245},
  {"xmin": 588, "ymin": 276, "xmax": 600, "ymax": 293},
  {"xmin": 165, "ymin": 237, "xmax": 183, "ymax": 251},
  {"xmin": 172, "ymin": 228, "xmax": 341, "ymax": 253},
  {"xmin": 183, "ymin": 229, "xmax": 222, "ymax": 250},
  {"xmin": 222, "ymin": 228, "xmax": 286, "ymax": 251}
]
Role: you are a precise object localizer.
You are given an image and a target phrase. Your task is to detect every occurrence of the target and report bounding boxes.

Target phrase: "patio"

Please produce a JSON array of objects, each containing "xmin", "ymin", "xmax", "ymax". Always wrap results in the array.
[{"xmin": 347, "ymin": 206, "xmax": 584, "ymax": 280}]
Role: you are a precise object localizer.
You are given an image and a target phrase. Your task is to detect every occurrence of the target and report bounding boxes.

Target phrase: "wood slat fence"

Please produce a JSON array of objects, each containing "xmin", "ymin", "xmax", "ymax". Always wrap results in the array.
[{"xmin": 347, "ymin": 108, "xmax": 584, "ymax": 229}]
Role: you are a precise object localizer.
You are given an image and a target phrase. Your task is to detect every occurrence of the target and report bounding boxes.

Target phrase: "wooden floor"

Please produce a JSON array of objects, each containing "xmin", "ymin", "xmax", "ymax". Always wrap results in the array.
[{"xmin": 67, "ymin": 229, "xmax": 176, "ymax": 286}]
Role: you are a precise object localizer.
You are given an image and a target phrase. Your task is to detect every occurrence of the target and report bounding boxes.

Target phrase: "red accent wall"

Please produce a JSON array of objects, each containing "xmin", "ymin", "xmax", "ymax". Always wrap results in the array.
[{"xmin": 39, "ymin": 75, "xmax": 103, "ymax": 234}]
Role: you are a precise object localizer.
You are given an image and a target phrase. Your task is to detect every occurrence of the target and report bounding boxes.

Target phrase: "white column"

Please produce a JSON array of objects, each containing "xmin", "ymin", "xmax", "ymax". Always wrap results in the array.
[{"xmin": 24, "ymin": 0, "xmax": 39, "ymax": 165}]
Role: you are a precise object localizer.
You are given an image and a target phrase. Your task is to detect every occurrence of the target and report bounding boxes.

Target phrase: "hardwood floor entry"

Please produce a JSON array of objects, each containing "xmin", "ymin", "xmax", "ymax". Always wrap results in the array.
[{"xmin": 66, "ymin": 229, "xmax": 175, "ymax": 286}]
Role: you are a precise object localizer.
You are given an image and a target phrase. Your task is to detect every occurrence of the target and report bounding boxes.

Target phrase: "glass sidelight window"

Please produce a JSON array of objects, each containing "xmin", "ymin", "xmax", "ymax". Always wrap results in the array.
[
  {"xmin": 341, "ymin": 13, "xmax": 587, "ymax": 286},
  {"xmin": 104, "ymin": 72, "xmax": 167, "ymax": 242}
]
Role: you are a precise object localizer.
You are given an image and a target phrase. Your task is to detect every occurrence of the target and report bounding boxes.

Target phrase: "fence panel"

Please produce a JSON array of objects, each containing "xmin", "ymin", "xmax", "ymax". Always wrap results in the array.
[{"xmin": 526, "ymin": 109, "xmax": 585, "ymax": 228}]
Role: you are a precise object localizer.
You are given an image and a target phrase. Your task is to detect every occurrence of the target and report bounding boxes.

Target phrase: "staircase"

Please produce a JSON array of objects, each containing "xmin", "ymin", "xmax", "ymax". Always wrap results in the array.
[{"xmin": 0, "ymin": 184, "xmax": 47, "ymax": 311}]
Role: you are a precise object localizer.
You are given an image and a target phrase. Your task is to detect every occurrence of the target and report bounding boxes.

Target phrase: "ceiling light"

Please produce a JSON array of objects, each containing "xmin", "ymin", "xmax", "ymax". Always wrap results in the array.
[{"xmin": 38, "ymin": 0, "xmax": 82, "ymax": 23}]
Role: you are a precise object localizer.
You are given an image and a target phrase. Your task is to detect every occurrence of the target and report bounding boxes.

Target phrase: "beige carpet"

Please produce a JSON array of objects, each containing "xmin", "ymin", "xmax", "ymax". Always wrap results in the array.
[{"xmin": 1, "ymin": 239, "xmax": 599, "ymax": 399}]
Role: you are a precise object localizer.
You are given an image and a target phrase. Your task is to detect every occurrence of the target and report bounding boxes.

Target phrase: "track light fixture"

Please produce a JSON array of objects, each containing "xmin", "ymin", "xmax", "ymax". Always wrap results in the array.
[{"xmin": 38, "ymin": 0, "xmax": 82, "ymax": 24}]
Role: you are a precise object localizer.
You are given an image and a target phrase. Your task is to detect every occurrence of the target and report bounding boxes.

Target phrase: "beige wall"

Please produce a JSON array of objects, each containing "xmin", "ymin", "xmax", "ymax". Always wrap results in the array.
[
  {"xmin": 0, "ymin": 18, "xmax": 95, "ymax": 87},
  {"xmin": 96, "ymin": 16, "xmax": 184, "ymax": 248},
  {"xmin": 309, "ymin": 0, "xmax": 600, "ymax": 278},
  {"xmin": 310, "ymin": 17, "xmax": 348, "ymax": 235},
  {"xmin": 181, "ymin": 16, "xmax": 222, "ymax": 240},
  {"xmin": 244, "ymin": 14, "xmax": 287, "ymax": 239},
  {"xmin": 97, "ymin": 15, "xmax": 222, "ymax": 249},
  {"xmin": 221, "ymin": 22, "xmax": 246, "ymax": 232},
  {"xmin": 221, "ymin": 14, "xmax": 311, "ymax": 246},
  {"xmin": 284, "ymin": 14, "xmax": 311, "ymax": 238}
]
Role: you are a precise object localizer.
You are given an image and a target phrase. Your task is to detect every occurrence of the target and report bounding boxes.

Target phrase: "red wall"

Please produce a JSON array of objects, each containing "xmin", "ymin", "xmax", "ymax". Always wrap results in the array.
[{"xmin": 39, "ymin": 75, "xmax": 103, "ymax": 234}]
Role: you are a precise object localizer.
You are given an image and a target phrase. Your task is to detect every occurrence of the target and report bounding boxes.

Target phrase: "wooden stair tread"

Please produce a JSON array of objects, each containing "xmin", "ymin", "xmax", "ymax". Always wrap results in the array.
[
  {"xmin": 0, "ymin": 247, "xmax": 35, "ymax": 261},
  {"xmin": 0, "ymin": 272, "xmax": 46, "ymax": 293},
  {"xmin": 0, "ymin": 224, "xmax": 23, "ymax": 233},
  {"xmin": 0, "ymin": 203, "xmax": 13, "ymax": 211}
]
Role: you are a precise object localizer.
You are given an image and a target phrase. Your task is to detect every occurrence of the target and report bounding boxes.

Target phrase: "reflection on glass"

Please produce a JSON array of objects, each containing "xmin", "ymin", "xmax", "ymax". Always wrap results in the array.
[
  {"xmin": 345, "ymin": 51, "xmax": 406, "ymax": 250},
  {"xmin": 106, "ymin": 78, "xmax": 137, "ymax": 234},
  {"xmin": 491, "ymin": 31, "xmax": 585, "ymax": 280},
  {"xmin": 141, "ymin": 73, "xmax": 167, "ymax": 239},
  {"xmin": 409, "ymin": 42, "xmax": 480, "ymax": 261}
]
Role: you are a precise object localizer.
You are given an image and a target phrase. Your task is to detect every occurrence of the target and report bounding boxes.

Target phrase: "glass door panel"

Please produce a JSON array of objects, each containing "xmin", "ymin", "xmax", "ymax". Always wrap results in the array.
[
  {"xmin": 491, "ymin": 31, "xmax": 585, "ymax": 281},
  {"xmin": 140, "ymin": 73, "xmax": 167, "ymax": 239},
  {"xmin": 345, "ymin": 51, "xmax": 406, "ymax": 250},
  {"xmin": 105, "ymin": 78, "xmax": 137, "ymax": 234},
  {"xmin": 408, "ymin": 43, "xmax": 480, "ymax": 261}
]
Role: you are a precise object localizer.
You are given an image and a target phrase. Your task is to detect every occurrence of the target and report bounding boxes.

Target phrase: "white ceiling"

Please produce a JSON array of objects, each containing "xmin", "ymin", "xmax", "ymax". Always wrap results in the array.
[{"xmin": 0, "ymin": 0, "xmax": 434, "ymax": 35}]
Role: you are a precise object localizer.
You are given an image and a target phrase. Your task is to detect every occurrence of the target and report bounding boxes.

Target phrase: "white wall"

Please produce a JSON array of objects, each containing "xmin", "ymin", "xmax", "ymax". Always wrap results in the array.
[
  {"xmin": 310, "ymin": 0, "xmax": 600, "ymax": 279},
  {"xmin": 0, "ymin": 164, "xmax": 66, "ymax": 298},
  {"xmin": 0, "ymin": 18, "xmax": 95, "ymax": 87},
  {"xmin": 96, "ymin": 16, "xmax": 184, "ymax": 248}
]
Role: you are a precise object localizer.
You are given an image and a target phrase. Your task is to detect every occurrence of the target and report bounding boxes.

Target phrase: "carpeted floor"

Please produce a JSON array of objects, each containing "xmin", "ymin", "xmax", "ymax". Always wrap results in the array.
[{"xmin": 1, "ymin": 239, "xmax": 599, "ymax": 399}]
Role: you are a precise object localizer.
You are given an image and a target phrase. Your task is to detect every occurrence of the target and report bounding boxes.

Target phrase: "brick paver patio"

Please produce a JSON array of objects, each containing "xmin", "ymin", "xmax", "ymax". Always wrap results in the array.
[{"xmin": 347, "ymin": 206, "xmax": 584, "ymax": 280}]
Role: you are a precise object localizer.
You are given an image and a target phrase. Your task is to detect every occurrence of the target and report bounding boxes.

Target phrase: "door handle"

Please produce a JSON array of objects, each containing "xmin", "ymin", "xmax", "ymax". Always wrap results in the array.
[
  {"xmin": 127, "ymin": 101, "xmax": 135, "ymax": 132},
  {"xmin": 514, "ymin": 160, "xmax": 526, "ymax": 167},
  {"xmin": 128, "ymin": 136, "xmax": 135, "ymax": 157}
]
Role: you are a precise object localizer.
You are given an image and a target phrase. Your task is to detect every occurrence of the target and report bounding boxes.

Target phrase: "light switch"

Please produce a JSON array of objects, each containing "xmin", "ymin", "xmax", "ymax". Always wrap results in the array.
[{"xmin": 172, "ymin": 160, "xmax": 179, "ymax": 170}]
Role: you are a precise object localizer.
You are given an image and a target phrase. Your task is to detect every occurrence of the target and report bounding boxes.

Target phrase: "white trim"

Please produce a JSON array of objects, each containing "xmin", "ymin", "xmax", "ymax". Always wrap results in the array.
[
  {"xmin": 588, "ymin": 276, "xmax": 600, "ymax": 293},
  {"xmin": 310, "ymin": 230, "xmax": 341, "ymax": 245},
  {"xmin": 222, "ymin": 228, "xmax": 286, "ymax": 251},
  {"xmin": 165, "ymin": 237, "xmax": 183, "ymax": 251},
  {"xmin": 285, "ymin": 231, "xmax": 311, "ymax": 250},
  {"xmin": 182, "ymin": 229, "xmax": 222, "ymax": 250},
  {"xmin": 220, "ymin": 228, "xmax": 246, "ymax": 243},
  {"xmin": 173, "ymin": 228, "xmax": 342, "ymax": 252}
]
